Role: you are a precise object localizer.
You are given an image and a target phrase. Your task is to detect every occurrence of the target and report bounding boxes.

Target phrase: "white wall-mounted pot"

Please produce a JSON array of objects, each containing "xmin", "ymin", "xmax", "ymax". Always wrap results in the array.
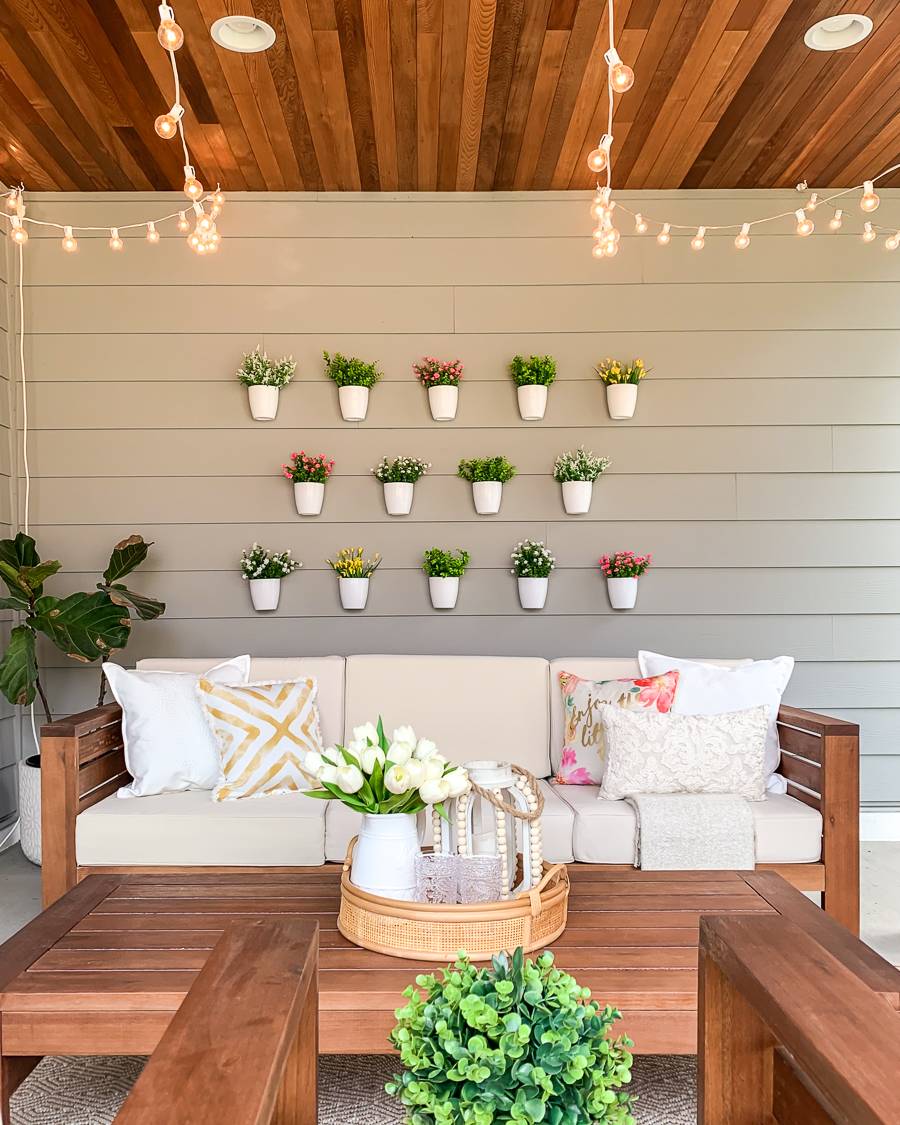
[
  {"xmin": 339, "ymin": 576, "xmax": 370, "ymax": 611},
  {"xmin": 249, "ymin": 577, "xmax": 281, "ymax": 612},
  {"xmin": 472, "ymin": 480, "xmax": 503, "ymax": 515},
  {"xmin": 338, "ymin": 384, "xmax": 369, "ymax": 422},
  {"xmin": 383, "ymin": 481, "xmax": 414, "ymax": 516},
  {"xmin": 248, "ymin": 384, "xmax": 280, "ymax": 421},
  {"xmin": 607, "ymin": 576, "xmax": 639, "ymax": 609},
  {"xmin": 17, "ymin": 755, "xmax": 41, "ymax": 866},
  {"xmin": 562, "ymin": 480, "xmax": 593, "ymax": 515},
  {"xmin": 429, "ymin": 575, "xmax": 460, "ymax": 610},
  {"xmin": 350, "ymin": 811, "xmax": 419, "ymax": 899},
  {"xmin": 606, "ymin": 383, "xmax": 638, "ymax": 420},
  {"xmin": 294, "ymin": 481, "xmax": 325, "ymax": 517},
  {"xmin": 517, "ymin": 576, "xmax": 548, "ymax": 610},
  {"xmin": 517, "ymin": 383, "xmax": 548, "ymax": 421},
  {"xmin": 428, "ymin": 384, "xmax": 459, "ymax": 422}
]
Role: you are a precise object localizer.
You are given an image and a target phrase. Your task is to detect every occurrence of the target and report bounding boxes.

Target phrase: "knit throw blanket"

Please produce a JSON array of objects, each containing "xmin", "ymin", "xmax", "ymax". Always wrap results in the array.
[{"xmin": 625, "ymin": 793, "xmax": 756, "ymax": 870}]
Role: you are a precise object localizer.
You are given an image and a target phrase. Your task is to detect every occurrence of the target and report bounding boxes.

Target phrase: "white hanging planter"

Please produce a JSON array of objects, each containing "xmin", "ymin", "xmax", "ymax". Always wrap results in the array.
[
  {"xmin": 247, "ymin": 384, "xmax": 280, "ymax": 421},
  {"xmin": 472, "ymin": 480, "xmax": 503, "ymax": 515},
  {"xmin": 350, "ymin": 811, "xmax": 420, "ymax": 899},
  {"xmin": 428, "ymin": 384, "xmax": 459, "ymax": 421},
  {"xmin": 17, "ymin": 755, "xmax": 41, "ymax": 866},
  {"xmin": 561, "ymin": 480, "xmax": 593, "ymax": 515},
  {"xmin": 249, "ymin": 577, "xmax": 281, "ymax": 612},
  {"xmin": 606, "ymin": 383, "xmax": 638, "ymax": 420},
  {"xmin": 383, "ymin": 481, "xmax": 414, "ymax": 516},
  {"xmin": 338, "ymin": 385, "xmax": 370, "ymax": 422},
  {"xmin": 607, "ymin": 576, "xmax": 639, "ymax": 609},
  {"xmin": 429, "ymin": 576, "xmax": 460, "ymax": 610},
  {"xmin": 517, "ymin": 384, "xmax": 548, "ymax": 421},
  {"xmin": 294, "ymin": 481, "xmax": 325, "ymax": 517},
  {"xmin": 339, "ymin": 576, "xmax": 370, "ymax": 611},
  {"xmin": 517, "ymin": 576, "xmax": 548, "ymax": 610}
]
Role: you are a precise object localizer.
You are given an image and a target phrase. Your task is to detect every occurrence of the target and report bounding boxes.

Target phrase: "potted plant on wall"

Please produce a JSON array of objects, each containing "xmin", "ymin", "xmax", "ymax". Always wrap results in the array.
[
  {"xmin": 457, "ymin": 456, "xmax": 517, "ymax": 515},
  {"xmin": 422, "ymin": 548, "xmax": 470, "ymax": 610},
  {"xmin": 324, "ymin": 351, "xmax": 382, "ymax": 422},
  {"xmin": 237, "ymin": 346, "xmax": 296, "ymax": 421},
  {"xmin": 283, "ymin": 451, "xmax": 334, "ymax": 517},
  {"xmin": 511, "ymin": 539, "xmax": 555, "ymax": 610},
  {"xmin": 371, "ymin": 456, "xmax": 431, "ymax": 516},
  {"xmin": 595, "ymin": 357, "xmax": 649, "ymax": 420},
  {"xmin": 413, "ymin": 356, "xmax": 463, "ymax": 421},
  {"xmin": 328, "ymin": 547, "xmax": 381, "ymax": 610},
  {"xmin": 553, "ymin": 446, "xmax": 611, "ymax": 515},
  {"xmin": 510, "ymin": 354, "xmax": 556, "ymax": 420},
  {"xmin": 240, "ymin": 543, "xmax": 302, "ymax": 612},
  {"xmin": 599, "ymin": 550, "xmax": 651, "ymax": 609}
]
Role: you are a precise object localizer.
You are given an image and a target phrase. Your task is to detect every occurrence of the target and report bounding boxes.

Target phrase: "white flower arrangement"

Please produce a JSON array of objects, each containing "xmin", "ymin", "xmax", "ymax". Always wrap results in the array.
[
  {"xmin": 553, "ymin": 446, "xmax": 611, "ymax": 483},
  {"xmin": 511, "ymin": 539, "xmax": 555, "ymax": 579},
  {"xmin": 371, "ymin": 456, "xmax": 431, "ymax": 484},
  {"xmin": 237, "ymin": 346, "xmax": 297, "ymax": 388},
  {"xmin": 240, "ymin": 543, "xmax": 302, "ymax": 580}
]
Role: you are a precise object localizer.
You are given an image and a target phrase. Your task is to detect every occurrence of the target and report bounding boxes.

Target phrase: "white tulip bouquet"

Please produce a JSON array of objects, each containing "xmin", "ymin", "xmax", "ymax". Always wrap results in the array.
[{"xmin": 303, "ymin": 716, "xmax": 469, "ymax": 816}]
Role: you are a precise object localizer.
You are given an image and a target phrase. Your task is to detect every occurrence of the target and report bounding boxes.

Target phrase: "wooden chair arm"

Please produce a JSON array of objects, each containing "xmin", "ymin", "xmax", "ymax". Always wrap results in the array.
[
  {"xmin": 777, "ymin": 705, "xmax": 859, "ymax": 737},
  {"xmin": 42, "ymin": 703, "xmax": 122, "ymax": 739}
]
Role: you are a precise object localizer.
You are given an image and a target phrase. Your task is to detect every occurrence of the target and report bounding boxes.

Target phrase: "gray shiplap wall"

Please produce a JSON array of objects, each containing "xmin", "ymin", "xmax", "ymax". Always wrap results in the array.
[
  {"xmin": 19, "ymin": 189, "xmax": 900, "ymax": 808},
  {"xmin": 1, "ymin": 234, "xmax": 19, "ymax": 826}
]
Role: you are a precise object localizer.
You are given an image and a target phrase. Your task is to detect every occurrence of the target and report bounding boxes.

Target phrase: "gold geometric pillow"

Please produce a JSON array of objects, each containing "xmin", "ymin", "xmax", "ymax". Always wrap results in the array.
[{"xmin": 196, "ymin": 677, "xmax": 324, "ymax": 801}]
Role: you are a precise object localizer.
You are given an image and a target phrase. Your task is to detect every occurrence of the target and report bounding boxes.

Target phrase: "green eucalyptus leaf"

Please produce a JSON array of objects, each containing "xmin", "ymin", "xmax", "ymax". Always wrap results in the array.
[
  {"xmin": 0, "ymin": 624, "xmax": 37, "ymax": 706},
  {"xmin": 33, "ymin": 591, "xmax": 132, "ymax": 662},
  {"xmin": 102, "ymin": 535, "xmax": 152, "ymax": 585}
]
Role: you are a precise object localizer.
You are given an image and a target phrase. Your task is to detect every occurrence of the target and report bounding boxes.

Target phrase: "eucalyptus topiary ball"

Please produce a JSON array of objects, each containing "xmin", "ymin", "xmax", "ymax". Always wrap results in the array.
[{"xmin": 386, "ymin": 948, "xmax": 634, "ymax": 1124}]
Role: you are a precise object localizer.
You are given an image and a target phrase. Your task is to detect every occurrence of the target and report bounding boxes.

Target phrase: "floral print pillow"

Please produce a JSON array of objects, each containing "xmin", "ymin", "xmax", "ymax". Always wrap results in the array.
[{"xmin": 555, "ymin": 670, "xmax": 679, "ymax": 785}]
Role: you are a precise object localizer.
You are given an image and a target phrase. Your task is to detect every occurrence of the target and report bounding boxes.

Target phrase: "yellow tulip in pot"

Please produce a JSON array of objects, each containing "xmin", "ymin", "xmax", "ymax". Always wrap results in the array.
[{"xmin": 595, "ymin": 357, "xmax": 649, "ymax": 421}]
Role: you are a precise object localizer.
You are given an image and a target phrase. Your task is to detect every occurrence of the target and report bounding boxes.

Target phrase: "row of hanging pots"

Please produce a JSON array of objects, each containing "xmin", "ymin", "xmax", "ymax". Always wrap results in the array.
[{"xmin": 248, "ymin": 382, "xmax": 639, "ymax": 423}]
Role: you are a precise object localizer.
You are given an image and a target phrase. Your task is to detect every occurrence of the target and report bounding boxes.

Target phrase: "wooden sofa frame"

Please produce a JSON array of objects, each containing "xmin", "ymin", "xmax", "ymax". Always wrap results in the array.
[{"xmin": 39, "ymin": 703, "xmax": 861, "ymax": 931}]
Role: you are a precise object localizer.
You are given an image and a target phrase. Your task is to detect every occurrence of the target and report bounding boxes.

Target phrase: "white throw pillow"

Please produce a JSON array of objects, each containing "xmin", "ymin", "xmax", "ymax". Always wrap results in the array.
[
  {"xmin": 598, "ymin": 705, "xmax": 769, "ymax": 801},
  {"xmin": 637, "ymin": 651, "xmax": 793, "ymax": 780},
  {"xmin": 105, "ymin": 656, "xmax": 251, "ymax": 798}
]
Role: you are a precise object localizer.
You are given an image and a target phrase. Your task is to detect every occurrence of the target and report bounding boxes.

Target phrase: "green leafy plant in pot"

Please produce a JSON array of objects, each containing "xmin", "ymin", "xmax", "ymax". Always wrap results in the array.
[{"xmin": 387, "ymin": 947, "xmax": 634, "ymax": 1123}]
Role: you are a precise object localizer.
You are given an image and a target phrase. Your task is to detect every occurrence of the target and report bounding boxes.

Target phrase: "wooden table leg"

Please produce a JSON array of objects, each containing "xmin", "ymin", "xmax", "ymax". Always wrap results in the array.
[
  {"xmin": 0, "ymin": 1048, "xmax": 41, "ymax": 1125},
  {"xmin": 272, "ymin": 969, "xmax": 318, "ymax": 1125}
]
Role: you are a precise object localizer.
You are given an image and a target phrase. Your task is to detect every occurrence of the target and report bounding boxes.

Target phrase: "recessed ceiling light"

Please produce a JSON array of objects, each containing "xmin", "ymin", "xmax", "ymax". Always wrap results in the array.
[
  {"xmin": 804, "ymin": 13, "xmax": 873, "ymax": 51},
  {"xmin": 210, "ymin": 15, "xmax": 276, "ymax": 53}
]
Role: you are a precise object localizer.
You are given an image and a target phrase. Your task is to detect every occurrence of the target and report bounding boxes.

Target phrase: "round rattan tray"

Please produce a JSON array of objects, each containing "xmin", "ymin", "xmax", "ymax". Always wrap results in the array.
[{"xmin": 338, "ymin": 839, "xmax": 570, "ymax": 962}]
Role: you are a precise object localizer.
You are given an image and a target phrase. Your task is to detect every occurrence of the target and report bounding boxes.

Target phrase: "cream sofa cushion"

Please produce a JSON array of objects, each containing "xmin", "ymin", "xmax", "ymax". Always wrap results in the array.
[
  {"xmin": 136, "ymin": 657, "xmax": 345, "ymax": 748},
  {"xmin": 551, "ymin": 783, "xmax": 822, "ymax": 864},
  {"xmin": 344, "ymin": 655, "xmax": 551, "ymax": 775},
  {"xmin": 76, "ymin": 789, "xmax": 326, "ymax": 866}
]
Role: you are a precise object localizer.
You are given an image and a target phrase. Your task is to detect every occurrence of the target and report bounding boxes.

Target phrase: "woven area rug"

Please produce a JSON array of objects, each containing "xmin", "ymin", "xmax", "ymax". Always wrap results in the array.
[{"xmin": 10, "ymin": 1053, "xmax": 696, "ymax": 1123}]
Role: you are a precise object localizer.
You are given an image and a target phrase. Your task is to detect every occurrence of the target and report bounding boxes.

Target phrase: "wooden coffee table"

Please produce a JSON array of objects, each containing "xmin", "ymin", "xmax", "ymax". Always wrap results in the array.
[{"xmin": 1, "ymin": 865, "xmax": 893, "ymax": 1117}]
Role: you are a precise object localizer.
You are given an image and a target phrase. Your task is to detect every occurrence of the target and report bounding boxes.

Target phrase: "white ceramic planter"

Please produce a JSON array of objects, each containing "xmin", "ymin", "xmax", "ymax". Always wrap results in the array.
[
  {"xmin": 428, "ymin": 384, "xmax": 458, "ymax": 421},
  {"xmin": 350, "ymin": 811, "xmax": 420, "ymax": 900},
  {"xmin": 249, "ymin": 577, "xmax": 281, "ymax": 612},
  {"xmin": 383, "ymin": 481, "xmax": 414, "ymax": 516},
  {"xmin": 17, "ymin": 755, "xmax": 41, "ymax": 866},
  {"xmin": 429, "ymin": 576, "xmax": 459, "ymax": 610},
  {"xmin": 339, "ymin": 576, "xmax": 370, "ymax": 611},
  {"xmin": 338, "ymin": 384, "xmax": 370, "ymax": 422},
  {"xmin": 248, "ymin": 384, "xmax": 279, "ymax": 421},
  {"xmin": 607, "ymin": 576, "xmax": 639, "ymax": 609},
  {"xmin": 517, "ymin": 383, "xmax": 548, "ymax": 421},
  {"xmin": 562, "ymin": 479, "xmax": 593, "ymax": 515},
  {"xmin": 517, "ymin": 576, "xmax": 549, "ymax": 610},
  {"xmin": 606, "ymin": 383, "xmax": 638, "ymax": 420},
  {"xmin": 294, "ymin": 481, "xmax": 325, "ymax": 517},
  {"xmin": 472, "ymin": 480, "xmax": 503, "ymax": 515}
]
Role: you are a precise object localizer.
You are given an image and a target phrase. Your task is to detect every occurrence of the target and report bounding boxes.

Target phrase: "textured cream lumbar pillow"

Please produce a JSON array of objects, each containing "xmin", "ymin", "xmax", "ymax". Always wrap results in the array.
[
  {"xmin": 196, "ymin": 677, "xmax": 324, "ymax": 801},
  {"xmin": 105, "ymin": 656, "xmax": 251, "ymax": 798},
  {"xmin": 598, "ymin": 705, "xmax": 769, "ymax": 802}
]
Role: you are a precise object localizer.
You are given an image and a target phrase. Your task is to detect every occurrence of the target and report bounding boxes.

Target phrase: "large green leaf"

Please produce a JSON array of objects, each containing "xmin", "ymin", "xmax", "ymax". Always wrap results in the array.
[
  {"xmin": 17, "ymin": 561, "xmax": 61, "ymax": 593},
  {"xmin": 0, "ymin": 593, "xmax": 31, "ymax": 612},
  {"xmin": 0, "ymin": 624, "xmax": 37, "ymax": 706},
  {"xmin": 100, "ymin": 583, "xmax": 165, "ymax": 622},
  {"xmin": 33, "ymin": 591, "xmax": 132, "ymax": 663},
  {"xmin": 0, "ymin": 535, "xmax": 57, "ymax": 599},
  {"xmin": 103, "ymin": 535, "xmax": 153, "ymax": 585},
  {"xmin": 0, "ymin": 533, "xmax": 40, "ymax": 572}
]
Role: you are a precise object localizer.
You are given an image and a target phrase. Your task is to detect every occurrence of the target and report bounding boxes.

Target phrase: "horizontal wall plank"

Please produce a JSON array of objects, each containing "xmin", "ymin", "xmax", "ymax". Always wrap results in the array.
[
  {"xmin": 737, "ymin": 474, "xmax": 900, "ymax": 519},
  {"xmin": 834, "ymin": 616, "xmax": 900, "ymax": 660},
  {"xmin": 826, "ymin": 710, "xmax": 899, "ymax": 756},
  {"xmin": 834, "ymin": 427, "xmax": 900, "ymax": 471},
  {"xmin": 785, "ymin": 663, "xmax": 900, "ymax": 710},
  {"xmin": 860, "ymin": 757, "xmax": 900, "ymax": 801}
]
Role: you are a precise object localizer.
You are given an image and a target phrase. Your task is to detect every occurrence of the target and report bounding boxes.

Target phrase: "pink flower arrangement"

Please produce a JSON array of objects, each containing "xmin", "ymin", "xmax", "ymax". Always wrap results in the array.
[
  {"xmin": 282, "ymin": 451, "xmax": 335, "ymax": 484},
  {"xmin": 598, "ymin": 550, "xmax": 652, "ymax": 578},
  {"xmin": 413, "ymin": 356, "xmax": 463, "ymax": 387}
]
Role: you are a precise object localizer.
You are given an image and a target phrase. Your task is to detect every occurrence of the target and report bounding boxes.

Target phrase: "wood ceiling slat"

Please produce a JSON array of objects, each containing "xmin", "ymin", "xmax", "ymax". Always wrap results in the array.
[
  {"xmin": 244, "ymin": 48, "xmax": 305, "ymax": 188},
  {"xmin": 513, "ymin": 27, "xmax": 569, "ymax": 188},
  {"xmin": 839, "ymin": 102, "xmax": 900, "ymax": 186},
  {"xmin": 203, "ymin": 123, "xmax": 248, "ymax": 190},
  {"xmin": 416, "ymin": 0, "xmax": 443, "ymax": 190},
  {"xmin": 456, "ymin": 0, "xmax": 497, "ymax": 189},
  {"xmin": 280, "ymin": 0, "xmax": 340, "ymax": 190},
  {"xmin": 473, "ymin": 0, "xmax": 525, "ymax": 189},
  {"xmin": 315, "ymin": 25, "xmax": 362, "ymax": 188},
  {"xmin": 548, "ymin": 2, "xmax": 609, "ymax": 189},
  {"xmin": 334, "ymin": 0, "xmax": 380, "ymax": 190},
  {"xmin": 361, "ymin": 0, "xmax": 399, "ymax": 190},
  {"xmin": 493, "ymin": 0, "xmax": 554, "ymax": 188},
  {"xmin": 390, "ymin": 0, "xmax": 418, "ymax": 189},
  {"xmin": 436, "ymin": 0, "xmax": 467, "ymax": 189},
  {"xmin": 816, "ymin": 85, "xmax": 900, "ymax": 186}
]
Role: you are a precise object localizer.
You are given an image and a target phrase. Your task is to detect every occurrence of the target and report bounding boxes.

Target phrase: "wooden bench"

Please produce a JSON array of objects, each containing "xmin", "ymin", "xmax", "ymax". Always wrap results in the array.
[
  {"xmin": 39, "ymin": 702, "xmax": 861, "ymax": 931},
  {"xmin": 699, "ymin": 910, "xmax": 900, "ymax": 1123}
]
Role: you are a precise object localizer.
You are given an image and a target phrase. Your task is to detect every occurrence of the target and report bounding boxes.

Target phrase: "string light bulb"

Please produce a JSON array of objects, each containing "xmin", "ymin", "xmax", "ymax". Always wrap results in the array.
[
  {"xmin": 656, "ymin": 222, "xmax": 671, "ymax": 246},
  {"xmin": 734, "ymin": 222, "xmax": 751, "ymax": 250},
  {"xmin": 9, "ymin": 217, "xmax": 27, "ymax": 245},
  {"xmin": 829, "ymin": 209, "xmax": 843, "ymax": 231},
  {"xmin": 860, "ymin": 180, "xmax": 879, "ymax": 212},
  {"xmin": 634, "ymin": 213, "xmax": 648, "ymax": 234},
  {"xmin": 61, "ymin": 226, "xmax": 78, "ymax": 253},
  {"xmin": 591, "ymin": 242, "xmax": 606, "ymax": 259},
  {"xmin": 586, "ymin": 134, "xmax": 613, "ymax": 174},
  {"xmin": 590, "ymin": 186, "xmax": 611, "ymax": 220},
  {"xmin": 885, "ymin": 231, "xmax": 899, "ymax": 251},
  {"xmin": 862, "ymin": 221, "xmax": 876, "ymax": 243},
  {"xmin": 146, "ymin": 221, "xmax": 160, "ymax": 244},
  {"xmin": 211, "ymin": 189, "xmax": 225, "ymax": 208},
  {"xmin": 603, "ymin": 240, "xmax": 619, "ymax": 258},
  {"xmin": 690, "ymin": 226, "xmax": 706, "ymax": 251},
  {"xmin": 604, "ymin": 48, "xmax": 634, "ymax": 93},
  {"xmin": 108, "ymin": 227, "xmax": 124, "ymax": 251},
  {"xmin": 176, "ymin": 210, "xmax": 190, "ymax": 232},
  {"xmin": 805, "ymin": 192, "xmax": 818, "ymax": 212},
  {"xmin": 154, "ymin": 102, "xmax": 184, "ymax": 139},
  {"xmin": 794, "ymin": 209, "xmax": 814, "ymax": 237},
  {"xmin": 5, "ymin": 189, "xmax": 19, "ymax": 213},
  {"xmin": 182, "ymin": 164, "xmax": 203, "ymax": 201},
  {"xmin": 157, "ymin": 4, "xmax": 184, "ymax": 50}
]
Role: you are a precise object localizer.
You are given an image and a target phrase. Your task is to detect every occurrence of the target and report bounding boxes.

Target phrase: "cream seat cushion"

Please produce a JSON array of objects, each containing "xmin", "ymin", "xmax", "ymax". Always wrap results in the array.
[
  {"xmin": 77, "ymin": 788, "xmax": 326, "ymax": 866},
  {"xmin": 551, "ymin": 783, "xmax": 822, "ymax": 864}
]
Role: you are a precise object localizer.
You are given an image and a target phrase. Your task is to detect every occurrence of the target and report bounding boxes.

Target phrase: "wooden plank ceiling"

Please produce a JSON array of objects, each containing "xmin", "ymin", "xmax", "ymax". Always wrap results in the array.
[{"xmin": 0, "ymin": 0, "xmax": 899, "ymax": 192}]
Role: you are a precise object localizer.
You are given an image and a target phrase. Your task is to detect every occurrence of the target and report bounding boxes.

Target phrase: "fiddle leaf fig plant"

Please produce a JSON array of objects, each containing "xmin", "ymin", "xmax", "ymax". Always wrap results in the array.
[{"xmin": 0, "ymin": 533, "xmax": 165, "ymax": 720}]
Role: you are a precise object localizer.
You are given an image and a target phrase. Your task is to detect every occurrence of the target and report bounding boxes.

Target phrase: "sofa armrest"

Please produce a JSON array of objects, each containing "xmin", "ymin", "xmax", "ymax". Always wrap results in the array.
[{"xmin": 41, "ymin": 704, "xmax": 128, "ymax": 906}]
